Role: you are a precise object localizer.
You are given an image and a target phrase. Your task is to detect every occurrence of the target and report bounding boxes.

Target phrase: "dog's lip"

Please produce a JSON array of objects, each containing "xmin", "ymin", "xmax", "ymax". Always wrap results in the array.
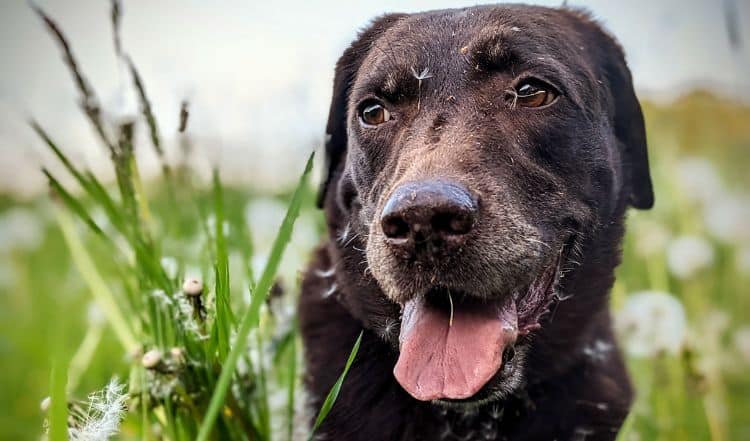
[{"xmin": 395, "ymin": 240, "xmax": 569, "ymax": 329}]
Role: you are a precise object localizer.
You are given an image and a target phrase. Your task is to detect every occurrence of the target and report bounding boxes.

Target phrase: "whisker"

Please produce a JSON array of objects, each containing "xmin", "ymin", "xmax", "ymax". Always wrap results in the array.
[
  {"xmin": 337, "ymin": 222, "xmax": 351, "ymax": 245},
  {"xmin": 343, "ymin": 231, "xmax": 360, "ymax": 248}
]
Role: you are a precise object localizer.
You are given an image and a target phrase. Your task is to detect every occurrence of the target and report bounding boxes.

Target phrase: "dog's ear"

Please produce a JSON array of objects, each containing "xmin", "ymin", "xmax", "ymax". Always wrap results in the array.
[
  {"xmin": 316, "ymin": 14, "xmax": 406, "ymax": 208},
  {"xmin": 592, "ymin": 26, "xmax": 654, "ymax": 209}
]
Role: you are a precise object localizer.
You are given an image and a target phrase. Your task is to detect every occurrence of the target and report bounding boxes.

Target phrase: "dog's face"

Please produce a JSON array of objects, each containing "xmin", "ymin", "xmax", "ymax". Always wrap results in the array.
[{"xmin": 319, "ymin": 5, "xmax": 652, "ymax": 406}]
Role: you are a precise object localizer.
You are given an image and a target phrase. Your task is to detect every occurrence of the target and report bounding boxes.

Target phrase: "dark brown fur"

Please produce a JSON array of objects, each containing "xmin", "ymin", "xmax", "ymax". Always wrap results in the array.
[{"xmin": 300, "ymin": 4, "xmax": 652, "ymax": 440}]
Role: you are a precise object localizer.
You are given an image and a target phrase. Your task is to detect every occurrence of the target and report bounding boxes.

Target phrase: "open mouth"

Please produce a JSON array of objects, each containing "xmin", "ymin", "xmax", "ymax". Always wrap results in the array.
[{"xmin": 393, "ymin": 247, "xmax": 566, "ymax": 402}]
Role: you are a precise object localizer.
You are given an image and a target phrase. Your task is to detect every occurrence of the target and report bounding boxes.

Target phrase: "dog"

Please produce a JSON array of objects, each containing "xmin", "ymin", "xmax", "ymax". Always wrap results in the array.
[{"xmin": 299, "ymin": 4, "xmax": 653, "ymax": 440}]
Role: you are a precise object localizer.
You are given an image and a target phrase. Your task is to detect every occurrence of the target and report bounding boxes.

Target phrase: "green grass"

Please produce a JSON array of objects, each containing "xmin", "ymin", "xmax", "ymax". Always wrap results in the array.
[{"xmin": 0, "ymin": 3, "xmax": 748, "ymax": 441}]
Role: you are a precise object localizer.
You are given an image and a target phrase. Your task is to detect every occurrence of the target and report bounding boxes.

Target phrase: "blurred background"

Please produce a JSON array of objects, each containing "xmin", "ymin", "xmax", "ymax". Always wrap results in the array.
[{"xmin": 0, "ymin": 0, "xmax": 748, "ymax": 439}]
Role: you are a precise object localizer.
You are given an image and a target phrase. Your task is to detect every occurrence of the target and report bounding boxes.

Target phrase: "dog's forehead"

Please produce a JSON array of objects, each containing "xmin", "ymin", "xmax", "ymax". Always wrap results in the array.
[{"xmin": 356, "ymin": 6, "xmax": 590, "ymax": 96}]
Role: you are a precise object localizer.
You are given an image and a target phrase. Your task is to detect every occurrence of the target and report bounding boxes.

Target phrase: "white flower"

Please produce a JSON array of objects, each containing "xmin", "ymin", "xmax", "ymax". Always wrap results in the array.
[
  {"xmin": 675, "ymin": 157, "xmax": 723, "ymax": 205},
  {"xmin": 67, "ymin": 379, "xmax": 127, "ymax": 441},
  {"xmin": 615, "ymin": 291, "xmax": 687, "ymax": 358},
  {"xmin": 703, "ymin": 195, "xmax": 750, "ymax": 244},
  {"xmin": 666, "ymin": 235, "xmax": 714, "ymax": 279},
  {"xmin": 734, "ymin": 326, "xmax": 750, "ymax": 365}
]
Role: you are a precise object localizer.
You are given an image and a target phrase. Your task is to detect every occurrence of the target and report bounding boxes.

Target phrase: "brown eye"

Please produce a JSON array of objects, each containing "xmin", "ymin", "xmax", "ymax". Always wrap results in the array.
[
  {"xmin": 360, "ymin": 101, "xmax": 391, "ymax": 126},
  {"xmin": 514, "ymin": 80, "xmax": 558, "ymax": 107}
]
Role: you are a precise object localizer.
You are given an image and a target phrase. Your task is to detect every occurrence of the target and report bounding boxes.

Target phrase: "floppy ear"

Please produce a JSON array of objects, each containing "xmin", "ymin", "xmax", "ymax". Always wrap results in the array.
[
  {"xmin": 599, "ymin": 36, "xmax": 654, "ymax": 209},
  {"xmin": 316, "ymin": 13, "xmax": 406, "ymax": 208}
]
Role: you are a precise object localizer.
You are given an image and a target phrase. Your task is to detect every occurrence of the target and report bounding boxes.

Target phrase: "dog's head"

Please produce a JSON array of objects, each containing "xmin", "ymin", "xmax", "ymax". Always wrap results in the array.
[{"xmin": 318, "ymin": 5, "xmax": 652, "ymax": 406}]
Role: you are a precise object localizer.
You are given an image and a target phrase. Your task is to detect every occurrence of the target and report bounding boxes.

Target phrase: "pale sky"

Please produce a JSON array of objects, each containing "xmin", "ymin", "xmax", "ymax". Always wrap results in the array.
[{"xmin": 0, "ymin": 0, "xmax": 748, "ymax": 197}]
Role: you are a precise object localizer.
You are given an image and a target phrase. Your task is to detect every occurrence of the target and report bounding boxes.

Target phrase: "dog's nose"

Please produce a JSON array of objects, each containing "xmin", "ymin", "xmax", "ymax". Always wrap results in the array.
[{"xmin": 380, "ymin": 180, "xmax": 478, "ymax": 257}]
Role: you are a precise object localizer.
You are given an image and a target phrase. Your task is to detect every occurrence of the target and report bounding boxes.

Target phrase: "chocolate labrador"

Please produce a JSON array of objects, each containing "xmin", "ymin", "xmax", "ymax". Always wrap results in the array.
[{"xmin": 299, "ymin": 4, "xmax": 653, "ymax": 440}]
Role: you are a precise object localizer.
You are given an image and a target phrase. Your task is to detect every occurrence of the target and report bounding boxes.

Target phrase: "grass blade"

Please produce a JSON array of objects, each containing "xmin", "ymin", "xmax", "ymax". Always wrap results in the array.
[
  {"xmin": 308, "ymin": 331, "xmax": 363, "ymax": 440},
  {"xmin": 286, "ymin": 328, "xmax": 298, "ymax": 441},
  {"xmin": 33, "ymin": 4, "xmax": 115, "ymax": 153},
  {"xmin": 45, "ymin": 169, "xmax": 105, "ymax": 237},
  {"xmin": 126, "ymin": 55, "xmax": 164, "ymax": 159},
  {"xmin": 195, "ymin": 152, "xmax": 314, "ymax": 441},
  {"xmin": 55, "ymin": 205, "xmax": 139, "ymax": 353},
  {"xmin": 211, "ymin": 169, "xmax": 234, "ymax": 359},
  {"xmin": 110, "ymin": 0, "xmax": 122, "ymax": 56},
  {"xmin": 48, "ymin": 354, "xmax": 69, "ymax": 441}
]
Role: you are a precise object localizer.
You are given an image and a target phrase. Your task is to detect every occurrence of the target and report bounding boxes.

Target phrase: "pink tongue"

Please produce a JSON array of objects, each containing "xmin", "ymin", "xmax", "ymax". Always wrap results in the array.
[{"xmin": 394, "ymin": 297, "xmax": 518, "ymax": 401}]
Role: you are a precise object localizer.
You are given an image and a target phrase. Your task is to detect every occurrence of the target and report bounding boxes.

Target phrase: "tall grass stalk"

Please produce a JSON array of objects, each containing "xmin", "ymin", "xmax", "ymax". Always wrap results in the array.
[
  {"xmin": 196, "ymin": 154, "xmax": 314, "ymax": 441},
  {"xmin": 54, "ymin": 206, "xmax": 138, "ymax": 353}
]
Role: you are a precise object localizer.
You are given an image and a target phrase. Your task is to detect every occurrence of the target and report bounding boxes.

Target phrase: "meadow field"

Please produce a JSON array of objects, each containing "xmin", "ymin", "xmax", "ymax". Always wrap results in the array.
[{"xmin": 0, "ymin": 6, "xmax": 748, "ymax": 441}]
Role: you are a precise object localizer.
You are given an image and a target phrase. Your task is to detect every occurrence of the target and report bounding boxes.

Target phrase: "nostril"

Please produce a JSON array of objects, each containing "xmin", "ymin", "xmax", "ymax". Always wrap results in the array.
[
  {"xmin": 382, "ymin": 216, "xmax": 410, "ymax": 239},
  {"xmin": 432, "ymin": 211, "xmax": 474, "ymax": 236}
]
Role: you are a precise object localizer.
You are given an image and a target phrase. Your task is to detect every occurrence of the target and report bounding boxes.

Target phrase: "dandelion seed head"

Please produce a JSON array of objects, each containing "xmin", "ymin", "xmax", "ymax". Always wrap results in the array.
[
  {"xmin": 378, "ymin": 317, "xmax": 398, "ymax": 340},
  {"xmin": 633, "ymin": 220, "xmax": 670, "ymax": 258},
  {"xmin": 675, "ymin": 157, "xmax": 723, "ymax": 205},
  {"xmin": 666, "ymin": 235, "xmax": 714, "ymax": 279},
  {"xmin": 615, "ymin": 291, "xmax": 687, "ymax": 358},
  {"xmin": 148, "ymin": 375, "xmax": 178, "ymax": 401},
  {"xmin": 704, "ymin": 194, "xmax": 750, "ymax": 243},
  {"xmin": 410, "ymin": 66, "xmax": 433, "ymax": 80},
  {"xmin": 64, "ymin": 379, "xmax": 127, "ymax": 441},
  {"xmin": 0, "ymin": 208, "xmax": 45, "ymax": 252},
  {"xmin": 151, "ymin": 289, "xmax": 173, "ymax": 305}
]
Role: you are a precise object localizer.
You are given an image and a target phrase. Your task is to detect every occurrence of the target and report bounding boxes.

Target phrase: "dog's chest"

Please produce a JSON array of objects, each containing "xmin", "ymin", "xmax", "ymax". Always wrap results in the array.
[{"xmin": 416, "ymin": 405, "xmax": 517, "ymax": 441}]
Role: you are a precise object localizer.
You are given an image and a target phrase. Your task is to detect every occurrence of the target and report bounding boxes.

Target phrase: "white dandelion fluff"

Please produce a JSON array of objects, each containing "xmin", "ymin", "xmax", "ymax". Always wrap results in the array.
[
  {"xmin": 615, "ymin": 291, "xmax": 687, "ymax": 358},
  {"xmin": 141, "ymin": 349, "xmax": 162, "ymax": 369},
  {"xmin": 160, "ymin": 256, "xmax": 178, "ymax": 280},
  {"xmin": 675, "ymin": 157, "xmax": 723, "ymax": 205},
  {"xmin": 666, "ymin": 235, "xmax": 714, "ymax": 279},
  {"xmin": 0, "ymin": 208, "xmax": 45, "ymax": 252},
  {"xmin": 67, "ymin": 379, "xmax": 127, "ymax": 441},
  {"xmin": 703, "ymin": 194, "xmax": 750, "ymax": 244},
  {"xmin": 633, "ymin": 219, "xmax": 671, "ymax": 258}
]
